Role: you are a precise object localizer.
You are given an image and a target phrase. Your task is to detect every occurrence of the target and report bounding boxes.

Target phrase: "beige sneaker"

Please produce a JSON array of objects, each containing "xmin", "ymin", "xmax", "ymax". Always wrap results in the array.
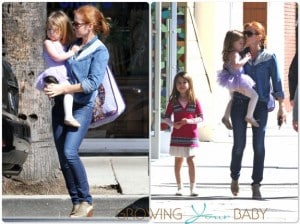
[
  {"xmin": 231, "ymin": 179, "xmax": 239, "ymax": 196},
  {"xmin": 69, "ymin": 204, "xmax": 80, "ymax": 217},
  {"xmin": 70, "ymin": 202, "xmax": 94, "ymax": 218}
]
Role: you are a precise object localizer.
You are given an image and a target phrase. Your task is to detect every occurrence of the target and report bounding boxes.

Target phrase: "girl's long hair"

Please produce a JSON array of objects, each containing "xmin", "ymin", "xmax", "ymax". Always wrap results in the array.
[
  {"xmin": 46, "ymin": 10, "xmax": 75, "ymax": 46},
  {"xmin": 169, "ymin": 71, "xmax": 196, "ymax": 104},
  {"xmin": 222, "ymin": 30, "xmax": 243, "ymax": 63}
]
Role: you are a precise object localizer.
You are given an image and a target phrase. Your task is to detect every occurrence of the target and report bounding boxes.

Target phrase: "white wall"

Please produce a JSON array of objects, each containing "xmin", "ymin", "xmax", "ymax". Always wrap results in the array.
[
  {"xmin": 193, "ymin": 2, "xmax": 244, "ymax": 140},
  {"xmin": 267, "ymin": 2, "xmax": 285, "ymax": 79}
]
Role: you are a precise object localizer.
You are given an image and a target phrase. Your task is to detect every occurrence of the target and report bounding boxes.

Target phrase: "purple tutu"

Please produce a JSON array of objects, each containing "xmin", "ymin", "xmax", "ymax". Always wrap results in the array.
[
  {"xmin": 217, "ymin": 67, "xmax": 255, "ymax": 90},
  {"xmin": 35, "ymin": 41, "xmax": 70, "ymax": 91},
  {"xmin": 35, "ymin": 41, "xmax": 68, "ymax": 91},
  {"xmin": 35, "ymin": 65, "xmax": 69, "ymax": 91}
]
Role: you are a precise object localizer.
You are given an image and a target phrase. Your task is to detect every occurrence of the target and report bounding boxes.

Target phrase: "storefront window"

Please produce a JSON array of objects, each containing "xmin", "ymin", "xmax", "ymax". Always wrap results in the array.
[{"xmin": 47, "ymin": 2, "xmax": 149, "ymax": 138}]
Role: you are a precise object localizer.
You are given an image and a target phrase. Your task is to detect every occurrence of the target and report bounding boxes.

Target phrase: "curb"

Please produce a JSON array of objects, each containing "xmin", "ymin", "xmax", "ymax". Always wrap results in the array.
[{"xmin": 2, "ymin": 195, "xmax": 149, "ymax": 219}]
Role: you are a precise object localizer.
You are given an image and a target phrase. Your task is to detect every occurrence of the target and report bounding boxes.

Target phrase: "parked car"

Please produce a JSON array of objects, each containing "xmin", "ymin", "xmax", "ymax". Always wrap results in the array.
[{"xmin": 2, "ymin": 59, "xmax": 31, "ymax": 178}]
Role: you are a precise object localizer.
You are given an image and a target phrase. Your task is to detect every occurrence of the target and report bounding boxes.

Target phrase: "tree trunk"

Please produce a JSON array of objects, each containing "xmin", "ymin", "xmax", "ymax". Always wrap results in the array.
[{"xmin": 2, "ymin": 2, "xmax": 60, "ymax": 182}]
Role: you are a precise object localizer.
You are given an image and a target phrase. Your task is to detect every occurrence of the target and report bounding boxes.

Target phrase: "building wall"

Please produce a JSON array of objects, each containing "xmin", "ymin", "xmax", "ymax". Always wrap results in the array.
[
  {"xmin": 192, "ymin": 2, "xmax": 245, "ymax": 140},
  {"xmin": 185, "ymin": 2, "xmax": 215, "ymax": 141}
]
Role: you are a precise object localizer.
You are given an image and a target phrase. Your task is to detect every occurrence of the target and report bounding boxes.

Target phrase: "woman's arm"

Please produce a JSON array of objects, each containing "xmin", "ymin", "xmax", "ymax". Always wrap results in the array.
[
  {"xmin": 269, "ymin": 54, "xmax": 287, "ymax": 124},
  {"xmin": 270, "ymin": 54, "xmax": 285, "ymax": 100}
]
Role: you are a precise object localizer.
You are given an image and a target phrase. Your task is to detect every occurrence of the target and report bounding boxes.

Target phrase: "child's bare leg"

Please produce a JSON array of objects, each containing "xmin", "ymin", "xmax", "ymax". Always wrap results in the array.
[
  {"xmin": 175, "ymin": 157, "xmax": 184, "ymax": 195},
  {"xmin": 222, "ymin": 91, "xmax": 233, "ymax": 130},
  {"xmin": 239, "ymin": 87, "xmax": 259, "ymax": 127},
  {"xmin": 64, "ymin": 94, "xmax": 81, "ymax": 127},
  {"xmin": 187, "ymin": 156, "xmax": 198, "ymax": 196},
  {"xmin": 186, "ymin": 156, "xmax": 195, "ymax": 183}
]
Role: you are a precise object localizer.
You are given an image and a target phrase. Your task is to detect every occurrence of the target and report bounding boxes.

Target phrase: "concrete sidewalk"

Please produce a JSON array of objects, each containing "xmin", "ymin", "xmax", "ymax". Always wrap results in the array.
[
  {"xmin": 151, "ymin": 123, "xmax": 299, "ymax": 223},
  {"xmin": 2, "ymin": 156, "xmax": 150, "ymax": 220},
  {"xmin": 83, "ymin": 156, "xmax": 149, "ymax": 195}
]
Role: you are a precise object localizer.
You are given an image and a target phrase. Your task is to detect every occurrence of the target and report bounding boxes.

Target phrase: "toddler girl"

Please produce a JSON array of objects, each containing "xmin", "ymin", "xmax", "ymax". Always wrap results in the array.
[
  {"xmin": 35, "ymin": 10, "xmax": 80, "ymax": 127},
  {"xmin": 217, "ymin": 30, "xmax": 259, "ymax": 128}
]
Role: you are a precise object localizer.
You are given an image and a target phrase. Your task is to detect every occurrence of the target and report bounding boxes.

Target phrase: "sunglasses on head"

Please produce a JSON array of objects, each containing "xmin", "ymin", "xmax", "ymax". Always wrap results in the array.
[{"xmin": 243, "ymin": 30, "xmax": 259, "ymax": 37}]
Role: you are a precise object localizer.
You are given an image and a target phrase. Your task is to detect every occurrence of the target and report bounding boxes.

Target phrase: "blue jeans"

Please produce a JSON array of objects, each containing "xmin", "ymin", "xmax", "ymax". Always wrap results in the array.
[
  {"xmin": 230, "ymin": 93, "xmax": 268, "ymax": 184},
  {"xmin": 52, "ymin": 98, "xmax": 93, "ymax": 205}
]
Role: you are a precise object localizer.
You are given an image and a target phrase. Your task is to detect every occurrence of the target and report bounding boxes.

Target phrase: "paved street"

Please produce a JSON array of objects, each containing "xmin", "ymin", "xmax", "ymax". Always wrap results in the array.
[{"xmin": 151, "ymin": 119, "xmax": 299, "ymax": 223}]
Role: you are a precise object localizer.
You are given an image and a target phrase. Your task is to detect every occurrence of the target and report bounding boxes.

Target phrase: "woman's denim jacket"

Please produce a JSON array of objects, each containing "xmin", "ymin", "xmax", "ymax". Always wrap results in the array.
[
  {"xmin": 237, "ymin": 49, "xmax": 284, "ymax": 103},
  {"xmin": 66, "ymin": 36, "xmax": 109, "ymax": 106}
]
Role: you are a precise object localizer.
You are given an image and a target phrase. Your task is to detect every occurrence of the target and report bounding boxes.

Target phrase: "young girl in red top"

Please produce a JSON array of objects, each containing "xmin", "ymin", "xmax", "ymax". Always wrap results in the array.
[{"xmin": 164, "ymin": 71, "xmax": 204, "ymax": 196}]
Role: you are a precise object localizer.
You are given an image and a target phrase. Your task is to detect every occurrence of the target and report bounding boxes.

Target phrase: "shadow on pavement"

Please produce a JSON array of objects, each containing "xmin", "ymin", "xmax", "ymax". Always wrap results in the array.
[{"xmin": 116, "ymin": 197, "xmax": 149, "ymax": 217}]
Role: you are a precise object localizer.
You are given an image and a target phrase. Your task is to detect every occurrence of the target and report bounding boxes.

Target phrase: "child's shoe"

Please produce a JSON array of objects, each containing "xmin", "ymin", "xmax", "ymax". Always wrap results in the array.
[
  {"xmin": 190, "ymin": 190, "xmax": 198, "ymax": 196},
  {"xmin": 64, "ymin": 118, "xmax": 81, "ymax": 128},
  {"xmin": 175, "ymin": 183, "xmax": 183, "ymax": 196},
  {"xmin": 221, "ymin": 117, "xmax": 233, "ymax": 130},
  {"xmin": 190, "ymin": 183, "xmax": 198, "ymax": 196},
  {"xmin": 175, "ymin": 188, "xmax": 183, "ymax": 196}
]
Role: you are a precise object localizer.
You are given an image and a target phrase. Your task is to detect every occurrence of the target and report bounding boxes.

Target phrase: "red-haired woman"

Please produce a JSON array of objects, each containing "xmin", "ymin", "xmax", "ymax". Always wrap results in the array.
[
  {"xmin": 229, "ymin": 21, "xmax": 286, "ymax": 199},
  {"xmin": 45, "ymin": 5, "xmax": 109, "ymax": 217}
]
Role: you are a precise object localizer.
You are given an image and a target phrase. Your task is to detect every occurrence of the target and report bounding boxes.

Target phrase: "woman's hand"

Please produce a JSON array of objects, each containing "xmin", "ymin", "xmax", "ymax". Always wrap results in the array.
[
  {"xmin": 277, "ymin": 103, "xmax": 287, "ymax": 128},
  {"xmin": 44, "ymin": 83, "xmax": 67, "ymax": 98}
]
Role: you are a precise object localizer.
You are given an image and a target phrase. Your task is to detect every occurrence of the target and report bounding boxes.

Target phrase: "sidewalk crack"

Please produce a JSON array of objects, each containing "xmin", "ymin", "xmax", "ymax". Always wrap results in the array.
[{"xmin": 110, "ymin": 159, "xmax": 123, "ymax": 194}]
